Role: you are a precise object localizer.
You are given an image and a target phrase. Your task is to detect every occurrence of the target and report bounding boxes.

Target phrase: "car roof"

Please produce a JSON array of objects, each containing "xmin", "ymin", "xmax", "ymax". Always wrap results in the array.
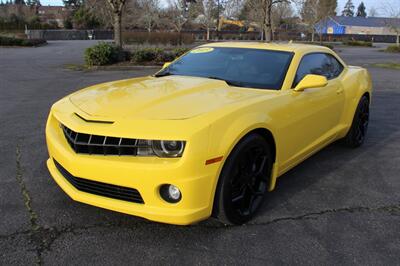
[{"xmin": 200, "ymin": 42, "xmax": 332, "ymax": 54}]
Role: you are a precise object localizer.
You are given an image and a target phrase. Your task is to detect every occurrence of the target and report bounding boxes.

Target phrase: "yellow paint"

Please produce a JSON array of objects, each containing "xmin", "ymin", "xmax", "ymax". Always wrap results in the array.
[
  {"xmin": 46, "ymin": 42, "xmax": 372, "ymax": 225},
  {"xmin": 162, "ymin": 62, "xmax": 171, "ymax": 69},
  {"xmin": 294, "ymin": 74, "xmax": 328, "ymax": 92}
]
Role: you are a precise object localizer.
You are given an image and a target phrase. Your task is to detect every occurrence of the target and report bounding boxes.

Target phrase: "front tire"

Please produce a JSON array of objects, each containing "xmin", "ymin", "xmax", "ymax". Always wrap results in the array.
[
  {"xmin": 343, "ymin": 96, "xmax": 370, "ymax": 148},
  {"xmin": 213, "ymin": 134, "xmax": 273, "ymax": 225}
]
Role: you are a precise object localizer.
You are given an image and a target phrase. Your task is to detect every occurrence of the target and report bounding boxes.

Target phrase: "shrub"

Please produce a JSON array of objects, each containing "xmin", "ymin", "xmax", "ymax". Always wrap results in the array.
[
  {"xmin": 0, "ymin": 36, "xmax": 47, "ymax": 46},
  {"xmin": 84, "ymin": 42, "xmax": 124, "ymax": 66},
  {"xmin": 385, "ymin": 45, "xmax": 400, "ymax": 53},
  {"xmin": 131, "ymin": 48, "xmax": 163, "ymax": 63},
  {"xmin": 130, "ymin": 47, "xmax": 190, "ymax": 64},
  {"xmin": 343, "ymin": 40, "xmax": 373, "ymax": 47},
  {"xmin": 171, "ymin": 47, "xmax": 190, "ymax": 58}
]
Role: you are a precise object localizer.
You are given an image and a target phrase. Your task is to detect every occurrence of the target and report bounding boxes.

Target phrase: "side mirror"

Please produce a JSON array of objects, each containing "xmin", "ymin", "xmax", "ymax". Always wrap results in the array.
[
  {"xmin": 294, "ymin": 74, "xmax": 328, "ymax": 92},
  {"xmin": 162, "ymin": 62, "xmax": 171, "ymax": 69}
]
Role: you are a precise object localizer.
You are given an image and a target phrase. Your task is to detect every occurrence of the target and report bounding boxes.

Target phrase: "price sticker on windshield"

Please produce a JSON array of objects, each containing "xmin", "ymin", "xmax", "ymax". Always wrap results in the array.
[{"xmin": 190, "ymin": 47, "xmax": 214, "ymax": 54}]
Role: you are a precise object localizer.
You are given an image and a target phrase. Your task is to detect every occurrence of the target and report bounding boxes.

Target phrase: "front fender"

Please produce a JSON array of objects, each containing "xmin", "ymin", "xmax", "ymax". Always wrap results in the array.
[
  {"xmin": 339, "ymin": 67, "xmax": 372, "ymax": 138},
  {"xmin": 207, "ymin": 107, "xmax": 278, "ymax": 196}
]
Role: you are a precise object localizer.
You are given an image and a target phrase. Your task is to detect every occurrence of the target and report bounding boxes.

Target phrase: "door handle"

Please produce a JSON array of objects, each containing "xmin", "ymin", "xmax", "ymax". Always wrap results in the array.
[{"xmin": 336, "ymin": 88, "xmax": 344, "ymax": 94}]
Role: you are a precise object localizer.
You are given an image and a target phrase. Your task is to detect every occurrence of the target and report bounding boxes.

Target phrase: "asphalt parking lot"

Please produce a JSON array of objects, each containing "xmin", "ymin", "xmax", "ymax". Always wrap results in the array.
[{"xmin": 1, "ymin": 41, "xmax": 400, "ymax": 265}]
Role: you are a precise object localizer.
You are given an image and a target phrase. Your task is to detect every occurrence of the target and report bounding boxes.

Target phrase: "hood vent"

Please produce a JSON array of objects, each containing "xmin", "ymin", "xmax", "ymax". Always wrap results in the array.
[{"xmin": 75, "ymin": 113, "xmax": 114, "ymax": 124}]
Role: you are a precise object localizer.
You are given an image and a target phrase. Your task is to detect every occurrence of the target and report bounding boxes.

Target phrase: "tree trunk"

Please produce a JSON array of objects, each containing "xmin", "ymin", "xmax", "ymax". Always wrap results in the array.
[
  {"xmin": 113, "ymin": 12, "xmax": 122, "ymax": 47},
  {"xmin": 311, "ymin": 29, "xmax": 315, "ymax": 42},
  {"xmin": 206, "ymin": 27, "xmax": 210, "ymax": 41},
  {"xmin": 264, "ymin": 1, "xmax": 272, "ymax": 42},
  {"xmin": 397, "ymin": 33, "xmax": 399, "ymax": 47}
]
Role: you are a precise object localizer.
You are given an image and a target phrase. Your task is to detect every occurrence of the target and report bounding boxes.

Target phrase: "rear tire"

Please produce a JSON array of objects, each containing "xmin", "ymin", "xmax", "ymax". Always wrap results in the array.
[
  {"xmin": 212, "ymin": 134, "xmax": 273, "ymax": 225},
  {"xmin": 343, "ymin": 96, "xmax": 370, "ymax": 148}
]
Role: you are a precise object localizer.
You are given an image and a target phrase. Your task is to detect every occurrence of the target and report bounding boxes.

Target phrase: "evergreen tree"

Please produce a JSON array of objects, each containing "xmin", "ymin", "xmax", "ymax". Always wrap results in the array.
[
  {"xmin": 342, "ymin": 0, "xmax": 355, "ymax": 17},
  {"xmin": 14, "ymin": 0, "xmax": 26, "ymax": 4},
  {"xmin": 356, "ymin": 2, "xmax": 367, "ymax": 17}
]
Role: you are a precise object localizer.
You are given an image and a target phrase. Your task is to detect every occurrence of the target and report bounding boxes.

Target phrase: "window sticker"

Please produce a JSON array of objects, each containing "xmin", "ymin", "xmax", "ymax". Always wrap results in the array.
[{"xmin": 190, "ymin": 47, "xmax": 214, "ymax": 54}]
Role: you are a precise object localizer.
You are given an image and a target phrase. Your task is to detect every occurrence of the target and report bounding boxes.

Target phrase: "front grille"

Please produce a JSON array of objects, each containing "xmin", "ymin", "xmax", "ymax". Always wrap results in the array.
[
  {"xmin": 61, "ymin": 124, "xmax": 142, "ymax": 156},
  {"xmin": 53, "ymin": 159, "xmax": 144, "ymax": 204}
]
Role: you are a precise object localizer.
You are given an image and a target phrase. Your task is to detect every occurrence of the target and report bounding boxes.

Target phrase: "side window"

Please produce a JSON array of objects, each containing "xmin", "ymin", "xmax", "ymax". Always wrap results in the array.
[
  {"xmin": 293, "ymin": 53, "xmax": 344, "ymax": 87},
  {"xmin": 326, "ymin": 54, "xmax": 344, "ymax": 79}
]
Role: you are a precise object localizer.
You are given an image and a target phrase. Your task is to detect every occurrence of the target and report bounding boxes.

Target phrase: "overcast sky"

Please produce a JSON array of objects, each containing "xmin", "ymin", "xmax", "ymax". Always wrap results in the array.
[{"xmin": 41, "ymin": 0, "xmax": 398, "ymax": 17}]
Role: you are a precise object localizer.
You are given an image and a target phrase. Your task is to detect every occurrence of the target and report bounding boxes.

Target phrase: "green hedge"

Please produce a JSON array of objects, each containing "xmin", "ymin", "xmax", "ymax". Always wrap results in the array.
[
  {"xmin": 131, "ymin": 47, "xmax": 190, "ymax": 64},
  {"xmin": 0, "ymin": 36, "xmax": 47, "ymax": 46},
  {"xmin": 385, "ymin": 45, "xmax": 400, "ymax": 53},
  {"xmin": 343, "ymin": 40, "xmax": 373, "ymax": 47},
  {"xmin": 84, "ymin": 43, "xmax": 190, "ymax": 66},
  {"xmin": 84, "ymin": 42, "xmax": 126, "ymax": 66}
]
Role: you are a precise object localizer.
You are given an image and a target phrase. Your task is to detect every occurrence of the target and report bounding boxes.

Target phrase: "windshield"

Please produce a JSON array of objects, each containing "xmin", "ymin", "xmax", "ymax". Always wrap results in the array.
[{"xmin": 156, "ymin": 47, "xmax": 293, "ymax": 90}]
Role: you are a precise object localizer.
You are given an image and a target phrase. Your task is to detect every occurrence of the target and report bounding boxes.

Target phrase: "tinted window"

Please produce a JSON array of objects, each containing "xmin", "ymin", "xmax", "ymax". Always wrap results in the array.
[
  {"xmin": 293, "ymin": 53, "xmax": 344, "ymax": 87},
  {"xmin": 157, "ymin": 47, "xmax": 293, "ymax": 90},
  {"xmin": 327, "ymin": 54, "xmax": 344, "ymax": 78}
]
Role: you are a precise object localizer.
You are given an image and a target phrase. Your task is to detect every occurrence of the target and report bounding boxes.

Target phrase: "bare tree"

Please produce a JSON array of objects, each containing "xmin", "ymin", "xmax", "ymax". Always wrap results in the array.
[
  {"xmin": 317, "ymin": 0, "xmax": 336, "ymax": 42},
  {"xmin": 167, "ymin": 0, "xmax": 188, "ymax": 33},
  {"xmin": 245, "ymin": 0, "xmax": 265, "ymax": 39},
  {"xmin": 137, "ymin": 0, "xmax": 160, "ymax": 32},
  {"xmin": 295, "ymin": 0, "xmax": 319, "ymax": 41},
  {"xmin": 383, "ymin": 1, "xmax": 400, "ymax": 46},
  {"xmin": 105, "ymin": 0, "xmax": 126, "ymax": 47},
  {"xmin": 245, "ymin": 0, "xmax": 290, "ymax": 41},
  {"xmin": 197, "ymin": 0, "xmax": 216, "ymax": 40},
  {"xmin": 295, "ymin": 0, "xmax": 336, "ymax": 42},
  {"xmin": 368, "ymin": 7, "xmax": 378, "ymax": 17},
  {"xmin": 263, "ymin": 0, "xmax": 291, "ymax": 42},
  {"xmin": 223, "ymin": 0, "xmax": 244, "ymax": 19},
  {"xmin": 272, "ymin": 1, "xmax": 293, "ymax": 32},
  {"xmin": 85, "ymin": 0, "xmax": 113, "ymax": 28}
]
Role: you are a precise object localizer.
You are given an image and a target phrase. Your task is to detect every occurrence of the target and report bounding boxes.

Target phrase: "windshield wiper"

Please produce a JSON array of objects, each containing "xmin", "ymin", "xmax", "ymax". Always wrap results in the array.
[{"xmin": 206, "ymin": 76, "xmax": 245, "ymax": 87}]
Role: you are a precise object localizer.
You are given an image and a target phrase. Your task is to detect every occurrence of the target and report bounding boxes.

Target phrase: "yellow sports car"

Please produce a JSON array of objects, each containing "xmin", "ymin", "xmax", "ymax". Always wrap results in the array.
[{"xmin": 46, "ymin": 42, "xmax": 372, "ymax": 225}]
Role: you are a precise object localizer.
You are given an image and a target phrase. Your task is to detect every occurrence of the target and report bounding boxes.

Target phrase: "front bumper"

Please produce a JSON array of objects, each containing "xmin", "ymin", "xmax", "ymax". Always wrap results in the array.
[{"xmin": 46, "ymin": 105, "xmax": 221, "ymax": 225}]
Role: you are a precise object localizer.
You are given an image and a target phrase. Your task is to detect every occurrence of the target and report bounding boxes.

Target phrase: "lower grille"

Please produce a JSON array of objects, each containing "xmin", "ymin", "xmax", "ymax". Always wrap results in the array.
[{"xmin": 53, "ymin": 159, "xmax": 144, "ymax": 204}]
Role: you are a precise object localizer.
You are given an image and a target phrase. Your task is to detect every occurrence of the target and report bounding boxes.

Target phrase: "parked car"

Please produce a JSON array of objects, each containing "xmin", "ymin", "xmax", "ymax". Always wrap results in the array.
[{"xmin": 46, "ymin": 42, "xmax": 372, "ymax": 225}]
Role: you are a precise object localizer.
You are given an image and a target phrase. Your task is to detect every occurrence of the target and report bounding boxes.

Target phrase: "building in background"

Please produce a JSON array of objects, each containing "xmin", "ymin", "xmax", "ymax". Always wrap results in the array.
[
  {"xmin": 0, "ymin": 4, "xmax": 71, "ymax": 28},
  {"xmin": 37, "ymin": 6, "xmax": 70, "ymax": 28},
  {"xmin": 317, "ymin": 16, "xmax": 400, "ymax": 35}
]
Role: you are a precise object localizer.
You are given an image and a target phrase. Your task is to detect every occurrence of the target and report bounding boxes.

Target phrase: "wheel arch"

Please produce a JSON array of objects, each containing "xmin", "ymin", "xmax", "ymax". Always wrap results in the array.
[
  {"xmin": 211, "ymin": 125, "xmax": 278, "ymax": 218},
  {"xmin": 362, "ymin": 91, "xmax": 370, "ymax": 102},
  {"xmin": 245, "ymin": 128, "xmax": 276, "ymax": 163}
]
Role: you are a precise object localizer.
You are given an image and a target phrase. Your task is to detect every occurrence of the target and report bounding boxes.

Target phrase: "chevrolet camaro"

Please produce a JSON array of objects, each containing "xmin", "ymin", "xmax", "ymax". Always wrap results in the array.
[{"xmin": 46, "ymin": 42, "xmax": 372, "ymax": 225}]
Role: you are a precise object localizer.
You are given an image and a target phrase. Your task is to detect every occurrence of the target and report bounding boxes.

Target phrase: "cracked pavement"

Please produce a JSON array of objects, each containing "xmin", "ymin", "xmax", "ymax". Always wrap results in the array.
[{"xmin": 1, "ymin": 41, "xmax": 400, "ymax": 265}]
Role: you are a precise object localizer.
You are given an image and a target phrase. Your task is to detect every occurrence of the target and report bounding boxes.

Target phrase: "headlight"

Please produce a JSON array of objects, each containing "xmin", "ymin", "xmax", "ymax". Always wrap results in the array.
[{"xmin": 152, "ymin": 140, "xmax": 185, "ymax": 158}]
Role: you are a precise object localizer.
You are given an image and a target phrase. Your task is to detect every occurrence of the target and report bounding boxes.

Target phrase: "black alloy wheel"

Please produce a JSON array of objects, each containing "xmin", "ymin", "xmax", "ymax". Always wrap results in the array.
[
  {"xmin": 213, "ymin": 134, "xmax": 273, "ymax": 225},
  {"xmin": 344, "ymin": 96, "xmax": 370, "ymax": 148}
]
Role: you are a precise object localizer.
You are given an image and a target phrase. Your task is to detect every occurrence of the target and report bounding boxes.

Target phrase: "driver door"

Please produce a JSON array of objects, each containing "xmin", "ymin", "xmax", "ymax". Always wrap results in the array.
[{"xmin": 278, "ymin": 53, "xmax": 346, "ymax": 173}]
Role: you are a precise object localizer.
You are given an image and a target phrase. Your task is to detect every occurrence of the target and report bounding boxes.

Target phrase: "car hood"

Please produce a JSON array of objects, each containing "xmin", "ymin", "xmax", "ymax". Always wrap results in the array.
[{"xmin": 69, "ymin": 75, "xmax": 268, "ymax": 120}]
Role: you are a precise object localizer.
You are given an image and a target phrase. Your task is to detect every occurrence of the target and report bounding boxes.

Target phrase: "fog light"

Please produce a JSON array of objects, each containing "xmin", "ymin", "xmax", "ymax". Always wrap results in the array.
[{"xmin": 160, "ymin": 184, "xmax": 182, "ymax": 203}]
